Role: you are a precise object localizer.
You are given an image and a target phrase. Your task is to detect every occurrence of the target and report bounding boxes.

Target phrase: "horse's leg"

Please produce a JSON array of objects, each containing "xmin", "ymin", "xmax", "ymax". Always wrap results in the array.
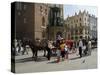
[
  {"xmin": 44, "ymin": 47, "xmax": 46, "ymax": 57},
  {"xmin": 34, "ymin": 47, "xmax": 38, "ymax": 61},
  {"xmin": 34, "ymin": 51, "xmax": 38, "ymax": 61}
]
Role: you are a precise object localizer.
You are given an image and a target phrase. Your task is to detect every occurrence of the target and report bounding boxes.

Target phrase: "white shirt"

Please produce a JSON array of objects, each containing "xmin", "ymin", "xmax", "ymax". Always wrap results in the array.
[
  {"xmin": 79, "ymin": 40, "xmax": 83, "ymax": 47},
  {"xmin": 82, "ymin": 45, "xmax": 86, "ymax": 50},
  {"xmin": 88, "ymin": 41, "xmax": 91, "ymax": 48},
  {"xmin": 65, "ymin": 45, "xmax": 68, "ymax": 51}
]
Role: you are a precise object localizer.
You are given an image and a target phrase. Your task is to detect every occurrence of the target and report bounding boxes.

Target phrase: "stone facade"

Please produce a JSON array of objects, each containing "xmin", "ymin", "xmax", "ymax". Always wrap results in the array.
[
  {"xmin": 48, "ymin": 26, "xmax": 64, "ymax": 41},
  {"xmin": 34, "ymin": 3, "xmax": 49, "ymax": 40},
  {"xmin": 48, "ymin": 4, "xmax": 64, "ymax": 41},
  {"xmin": 15, "ymin": 2, "xmax": 49, "ymax": 41},
  {"xmin": 64, "ymin": 10, "xmax": 97, "ymax": 41},
  {"xmin": 89, "ymin": 15, "xmax": 97, "ymax": 39},
  {"xmin": 15, "ymin": 2, "xmax": 35, "ymax": 40},
  {"xmin": 14, "ymin": 2, "xmax": 97, "ymax": 41},
  {"xmin": 15, "ymin": 2, "xmax": 64, "ymax": 41}
]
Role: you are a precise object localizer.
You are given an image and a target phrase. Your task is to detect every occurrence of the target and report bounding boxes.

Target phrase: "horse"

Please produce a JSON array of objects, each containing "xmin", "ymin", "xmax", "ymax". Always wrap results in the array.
[
  {"xmin": 25, "ymin": 39, "xmax": 41, "ymax": 61},
  {"xmin": 20, "ymin": 39, "xmax": 56, "ymax": 61}
]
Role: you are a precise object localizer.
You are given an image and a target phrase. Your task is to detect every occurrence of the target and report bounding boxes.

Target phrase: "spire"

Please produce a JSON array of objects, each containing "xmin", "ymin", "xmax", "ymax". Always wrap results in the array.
[
  {"xmin": 75, "ymin": 12, "xmax": 77, "ymax": 15},
  {"xmin": 83, "ymin": 10, "xmax": 86, "ymax": 14},
  {"xmin": 79, "ymin": 10, "xmax": 81, "ymax": 14}
]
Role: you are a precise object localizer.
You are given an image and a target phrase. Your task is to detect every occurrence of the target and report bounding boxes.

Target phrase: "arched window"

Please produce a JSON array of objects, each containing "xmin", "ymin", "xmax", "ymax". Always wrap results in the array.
[{"xmin": 42, "ymin": 17, "xmax": 45, "ymax": 26}]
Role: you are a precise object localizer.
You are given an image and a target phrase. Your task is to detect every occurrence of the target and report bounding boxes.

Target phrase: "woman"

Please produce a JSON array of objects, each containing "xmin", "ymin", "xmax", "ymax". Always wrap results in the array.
[{"xmin": 60, "ymin": 39, "xmax": 65, "ymax": 61}]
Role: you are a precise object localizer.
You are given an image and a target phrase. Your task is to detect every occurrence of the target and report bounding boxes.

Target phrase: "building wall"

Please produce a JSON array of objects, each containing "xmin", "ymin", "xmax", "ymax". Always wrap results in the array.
[
  {"xmin": 15, "ymin": 2, "xmax": 35, "ymax": 40},
  {"xmin": 15, "ymin": 2, "xmax": 49, "ymax": 41},
  {"xmin": 34, "ymin": 3, "xmax": 49, "ymax": 40},
  {"xmin": 15, "ymin": 2, "xmax": 97, "ymax": 42},
  {"xmin": 64, "ymin": 10, "xmax": 92, "ymax": 41},
  {"xmin": 48, "ymin": 4, "xmax": 64, "ymax": 41},
  {"xmin": 89, "ymin": 15, "xmax": 97, "ymax": 39},
  {"xmin": 15, "ymin": 2, "xmax": 64, "ymax": 42},
  {"xmin": 48, "ymin": 26, "xmax": 64, "ymax": 41}
]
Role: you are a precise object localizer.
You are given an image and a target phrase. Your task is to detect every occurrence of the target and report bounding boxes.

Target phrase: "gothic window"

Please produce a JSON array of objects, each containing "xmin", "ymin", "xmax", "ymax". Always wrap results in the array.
[
  {"xmin": 80, "ymin": 18, "xmax": 81, "ymax": 21},
  {"xmin": 42, "ymin": 17, "xmax": 45, "ymax": 26}
]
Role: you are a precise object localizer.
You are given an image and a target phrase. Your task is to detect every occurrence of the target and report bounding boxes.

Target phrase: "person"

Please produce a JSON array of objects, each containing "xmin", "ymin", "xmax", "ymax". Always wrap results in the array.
[
  {"xmin": 24, "ymin": 44, "xmax": 29, "ymax": 54},
  {"xmin": 22, "ymin": 39, "xmax": 29, "ymax": 55},
  {"xmin": 72, "ymin": 42, "xmax": 76, "ymax": 53},
  {"xmin": 83, "ymin": 39, "xmax": 88, "ymax": 56},
  {"xmin": 78, "ymin": 36, "xmax": 83, "ymax": 58},
  {"xmin": 28, "ymin": 40, "xmax": 35, "ymax": 58},
  {"xmin": 88, "ymin": 40, "xmax": 92, "ymax": 55},
  {"xmin": 60, "ymin": 39, "xmax": 65, "ymax": 61},
  {"xmin": 47, "ymin": 40, "xmax": 52, "ymax": 60},
  {"xmin": 14, "ymin": 39, "xmax": 18, "ymax": 55},
  {"xmin": 56, "ymin": 47, "xmax": 61, "ymax": 63},
  {"xmin": 64, "ymin": 44, "xmax": 69, "ymax": 60},
  {"xmin": 82, "ymin": 43, "xmax": 86, "ymax": 56}
]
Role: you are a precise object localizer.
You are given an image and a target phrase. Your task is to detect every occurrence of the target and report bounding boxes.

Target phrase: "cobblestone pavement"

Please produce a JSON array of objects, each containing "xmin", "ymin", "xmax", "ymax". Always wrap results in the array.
[{"xmin": 15, "ymin": 48, "xmax": 97, "ymax": 73}]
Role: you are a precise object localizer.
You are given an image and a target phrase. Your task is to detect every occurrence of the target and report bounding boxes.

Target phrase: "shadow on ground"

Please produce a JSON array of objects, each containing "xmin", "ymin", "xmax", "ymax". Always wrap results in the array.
[
  {"xmin": 15, "ymin": 56, "xmax": 48, "ymax": 63},
  {"xmin": 70, "ymin": 57, "xmax": 80, "ymax": 60},
  {"xmin": 69, "ymin": 55, "xmax": 90, "ymax": 60}
]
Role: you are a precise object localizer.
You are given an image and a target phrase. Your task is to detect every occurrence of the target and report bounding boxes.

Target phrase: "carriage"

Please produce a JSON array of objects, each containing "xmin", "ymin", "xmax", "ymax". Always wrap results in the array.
[{"xmin": 65, "ymin": 40, "xmax": 74, "ymax": 49}]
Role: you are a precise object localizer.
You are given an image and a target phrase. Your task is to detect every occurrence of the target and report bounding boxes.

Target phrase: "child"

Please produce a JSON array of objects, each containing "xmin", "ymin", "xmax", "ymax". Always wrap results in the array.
[{"xmin": 64, "ymin": 44, "xmax": 68, "ymax": 59}]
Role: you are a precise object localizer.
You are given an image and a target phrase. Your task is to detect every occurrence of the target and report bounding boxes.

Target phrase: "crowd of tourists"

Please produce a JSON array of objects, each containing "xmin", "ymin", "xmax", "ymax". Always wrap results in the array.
[
  {"xmin": 46, "ymin": 35, "xmax": 92, "ymax": 63},
  {"xmin": 12, "ymin": 35, "xmax": 93, "ymax": 62}
]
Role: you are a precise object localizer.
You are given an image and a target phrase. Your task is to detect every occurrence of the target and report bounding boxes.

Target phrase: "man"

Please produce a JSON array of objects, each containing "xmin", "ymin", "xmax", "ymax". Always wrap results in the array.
[
  {"xmin": 78, "ymin": 36, "xmax": 83, "ymax": 58},
  {"xmin": 88, "ymin": 40, "xmax": 92, "ymax": 55},
  {"xmin": 47, "ymin": 40, "xmax": 52, "ymax": 60}
]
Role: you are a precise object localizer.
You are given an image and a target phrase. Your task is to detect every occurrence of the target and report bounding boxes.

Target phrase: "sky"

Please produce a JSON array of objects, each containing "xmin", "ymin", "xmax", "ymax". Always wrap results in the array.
[{"xmin": 64, "ymin": 5, "xmax": 98, "ymax": 19}]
